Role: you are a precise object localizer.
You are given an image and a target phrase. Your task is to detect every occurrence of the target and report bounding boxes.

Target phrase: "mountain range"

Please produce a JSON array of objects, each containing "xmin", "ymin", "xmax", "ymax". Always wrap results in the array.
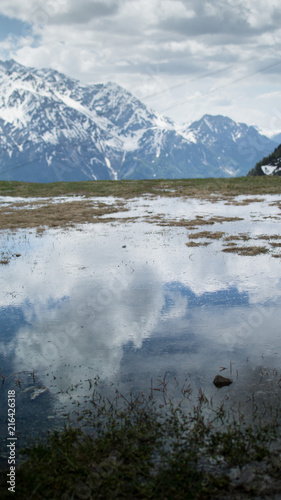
[{"xmin": 0, "ymin": 59, "xmax": 278, "ymax": 182}]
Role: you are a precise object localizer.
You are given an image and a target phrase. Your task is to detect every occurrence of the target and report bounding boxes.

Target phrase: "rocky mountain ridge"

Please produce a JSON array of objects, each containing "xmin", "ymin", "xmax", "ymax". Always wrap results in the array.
[{"xmin": 0, "ymin": 59, "xmax": 277, "ymax": 182}]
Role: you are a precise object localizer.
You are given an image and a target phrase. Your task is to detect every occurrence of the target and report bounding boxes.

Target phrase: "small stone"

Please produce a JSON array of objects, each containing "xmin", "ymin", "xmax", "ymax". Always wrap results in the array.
[{"xmin": 213, "ymin": 375, "xmax": 233, "ymax": 388}]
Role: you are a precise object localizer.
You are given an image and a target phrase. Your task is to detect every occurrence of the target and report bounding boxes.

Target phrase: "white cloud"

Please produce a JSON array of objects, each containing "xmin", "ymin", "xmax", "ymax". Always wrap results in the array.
[
  {"xmin": 1, "ymin": 0, "xmax": 281, "ymax": 130},
  {"xmin": 1, "ymin": 196, "xmax": 281, "ymax": 412}
]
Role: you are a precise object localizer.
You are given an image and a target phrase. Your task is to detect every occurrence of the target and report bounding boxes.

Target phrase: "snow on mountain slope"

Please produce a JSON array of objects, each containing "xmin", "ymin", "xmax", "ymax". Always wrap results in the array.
[
  {"xmin": 186, "ymin": 114, "xmax": 275, "ymax": 176},
  {"xmin": 248, "ymin": 141, "xmax": 281, "ymax": 176},
  {"xmin": 0, "ymin": 60, "xmax": 276, "ymax": 182}
]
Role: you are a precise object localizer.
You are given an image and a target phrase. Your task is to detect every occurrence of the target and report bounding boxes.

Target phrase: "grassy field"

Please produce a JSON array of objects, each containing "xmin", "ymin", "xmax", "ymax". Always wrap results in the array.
[
  {"xmin": 1, "ymin": 176, "xmax": 281, "ymax": 232},
  {"xmin": 0, "ymin": 176, "xmax": 281, "ymax": 199}
]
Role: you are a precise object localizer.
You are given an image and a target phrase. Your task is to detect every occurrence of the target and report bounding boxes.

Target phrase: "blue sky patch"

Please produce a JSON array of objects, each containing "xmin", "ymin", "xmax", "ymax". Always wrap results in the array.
[{"xmin": 0, "ymin": 14, "xmax": 31, "ymax": 41}]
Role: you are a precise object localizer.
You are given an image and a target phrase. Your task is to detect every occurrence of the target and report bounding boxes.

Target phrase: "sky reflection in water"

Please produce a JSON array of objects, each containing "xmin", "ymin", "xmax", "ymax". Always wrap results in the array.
[{"xmin": 0, "ymin": 195, "xmax": 281, "ymax": 454}]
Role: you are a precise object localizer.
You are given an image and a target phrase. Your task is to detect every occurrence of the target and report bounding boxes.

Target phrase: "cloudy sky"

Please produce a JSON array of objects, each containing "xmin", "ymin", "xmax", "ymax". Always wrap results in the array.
[{"xmin": 0, "ymin": 0, "xmax": 281, "ymax": 134}]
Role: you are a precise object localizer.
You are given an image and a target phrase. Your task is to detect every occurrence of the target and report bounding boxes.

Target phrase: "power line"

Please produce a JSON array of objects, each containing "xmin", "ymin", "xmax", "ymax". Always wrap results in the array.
[
  {"xmin": 141, "ymin": 64, "xmax": 234, "ymax": 100},
  {"xmin": 139, "ymin": 45, "xmax": 281, "ymax": 106},
  {"xmin": 160, "ymin": 58, "xmax": 281, "ymax": 113}
]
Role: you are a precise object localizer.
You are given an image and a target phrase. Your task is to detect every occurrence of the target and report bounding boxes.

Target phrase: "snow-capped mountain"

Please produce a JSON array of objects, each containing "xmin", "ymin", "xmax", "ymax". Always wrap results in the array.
[{"xmin": 0, "ymin": 60, "xmax": 276, "ymax": 182}]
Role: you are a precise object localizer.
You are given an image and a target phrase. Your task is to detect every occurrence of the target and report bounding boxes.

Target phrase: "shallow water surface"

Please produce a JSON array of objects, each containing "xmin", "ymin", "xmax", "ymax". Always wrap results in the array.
[{"xmin": 1, "ymin": 194, "xmax": 281, "ymax": 461}]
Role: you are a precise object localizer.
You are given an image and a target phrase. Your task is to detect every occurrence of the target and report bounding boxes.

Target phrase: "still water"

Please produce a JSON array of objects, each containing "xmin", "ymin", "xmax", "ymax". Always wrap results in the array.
[{"xmin": 1, "ymin": 194, "xmax": 281, "ymax": 462}]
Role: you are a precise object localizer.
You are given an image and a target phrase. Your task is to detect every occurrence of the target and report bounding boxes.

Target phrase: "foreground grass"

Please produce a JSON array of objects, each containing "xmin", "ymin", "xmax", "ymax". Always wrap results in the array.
[
  {"xmin": 1, "ymin": 384, "xmax": 281, "ymax": 500},
  {"xmin": 1, "ymin": 176, "xmax": 281, "ymax": 199}
]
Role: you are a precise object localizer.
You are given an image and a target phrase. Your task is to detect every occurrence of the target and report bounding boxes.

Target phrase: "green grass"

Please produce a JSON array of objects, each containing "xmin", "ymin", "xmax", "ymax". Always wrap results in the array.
[
  {"xmin": 1, "ymin": 381, "xmax": 280, "ymax": 499},
  {"xmin": 1, "ymin": 176, "xmax": 281, "ymax": 199}
]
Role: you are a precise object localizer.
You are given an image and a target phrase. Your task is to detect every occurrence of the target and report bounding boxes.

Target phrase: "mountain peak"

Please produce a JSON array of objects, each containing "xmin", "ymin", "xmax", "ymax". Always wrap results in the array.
[
  {"xmin": 0, "ymin": 61, "xmax": 277, "ymax": 182},
  {"xmin": 0, "ymin": 59, "xmax": 23, "ymax": 72}
]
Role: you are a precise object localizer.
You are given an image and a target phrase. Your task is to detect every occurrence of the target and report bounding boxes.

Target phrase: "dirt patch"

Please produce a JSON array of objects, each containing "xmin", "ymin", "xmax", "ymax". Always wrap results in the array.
[
  {"xmin": 222, "ymin": 246, "xmax": 269, "ymax": 256},
  {"xmin": 0, "ymin": 199, "xmax": 129, "ymax": 230}
]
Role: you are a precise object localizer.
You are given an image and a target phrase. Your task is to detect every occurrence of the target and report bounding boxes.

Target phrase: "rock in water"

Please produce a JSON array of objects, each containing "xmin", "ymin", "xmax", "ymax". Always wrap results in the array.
[{"xmin": 213, "ymin": 375, "xmax": 233, "ymax": 388}]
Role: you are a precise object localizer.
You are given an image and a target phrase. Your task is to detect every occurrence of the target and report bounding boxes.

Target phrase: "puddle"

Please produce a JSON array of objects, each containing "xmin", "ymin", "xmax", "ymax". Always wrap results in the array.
[{"xmin": 1, "ymin": 194, "xmax": 281, "ymax": 463}]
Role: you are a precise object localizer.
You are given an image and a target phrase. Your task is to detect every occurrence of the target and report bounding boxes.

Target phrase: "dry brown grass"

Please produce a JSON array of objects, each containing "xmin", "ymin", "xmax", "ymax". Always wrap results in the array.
[
  {"xmin": 257, "ymin": 234, "xmax": 281, "ymax": 240},
  {"xmin": 188, "ymin": 231, "xmax": 225, "ymax": 240},
  {"xmin": 224, "ymin": 233, "xmax": 250, "ymax": 242},
  {"xmin": 185, "ymin": 216, "xmax": 243, "ymax": 228},
  {"xmin": 269, "ymin": 201, "xmax": 281, "ymax": 209},
  {"xmin": 185, "ymin": 241, "xmax": 211, "ymax": 247},
  {"xmin": 0, "ymin": 199, "xmax": 129, "ymax": 230},
  {"xmin": 91, "ymin": 216, "xmax": 137, "ymax": 224},
  {"xmin": 225, "ymin": 197, "xmax": 265, "ymax": 206},
  {"xmin": 222, "ymin": 245, "xmax": 269, "ymax": 256},
  {"xmin": 145, "ymin": 215, "xmax": 243, "ymax": 229},
  {"xmin": 262, "ymin": 215, "xmax": 281, "ymax": 220},
  {"xmin": 223, "ymin": 242, "xmax": 238, "ymax": 248}
]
